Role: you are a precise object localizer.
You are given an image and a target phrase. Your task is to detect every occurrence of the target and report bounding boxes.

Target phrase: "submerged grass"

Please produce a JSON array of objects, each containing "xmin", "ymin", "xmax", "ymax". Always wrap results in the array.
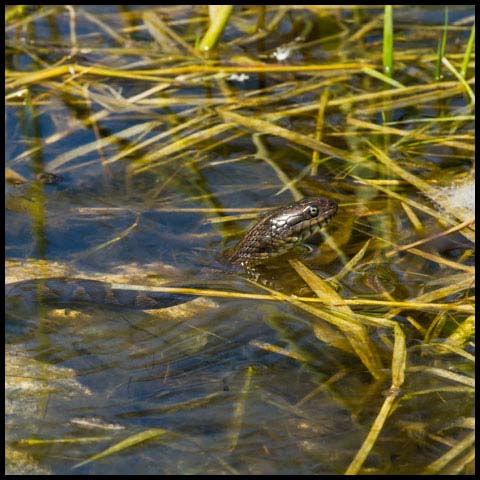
[
  {"xmin": 73, "ymin": 428, "xmax": 172, "ymax": 469},
  {"xmin": 6, "ymin": 5, "xmax": 474, "ymax": 476}
]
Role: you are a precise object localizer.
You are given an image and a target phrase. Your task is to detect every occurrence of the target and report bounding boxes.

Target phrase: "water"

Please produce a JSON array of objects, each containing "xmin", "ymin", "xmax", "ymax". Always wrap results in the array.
[{"xmin": 6, "ymin": 5, "xmax": 474, "ymax": 475}]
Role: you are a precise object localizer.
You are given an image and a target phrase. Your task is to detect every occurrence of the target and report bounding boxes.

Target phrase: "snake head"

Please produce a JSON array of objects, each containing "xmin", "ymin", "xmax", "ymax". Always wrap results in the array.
[{"xmin": 228, "ymin": 197, "xmax": 338, "ymax": 267}]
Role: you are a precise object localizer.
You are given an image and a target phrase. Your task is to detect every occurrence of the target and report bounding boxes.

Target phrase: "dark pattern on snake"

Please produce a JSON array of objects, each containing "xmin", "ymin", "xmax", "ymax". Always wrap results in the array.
[{"xmin": 5, "ymin": 277, "xmax": 193, "ymax": 312}]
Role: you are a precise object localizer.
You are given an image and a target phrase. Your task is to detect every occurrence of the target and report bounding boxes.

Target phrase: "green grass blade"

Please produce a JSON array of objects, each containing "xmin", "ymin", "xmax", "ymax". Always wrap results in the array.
[
  {"xmin": 435, "ymin": 7, "xmax": 449, "ymax": 80},
  {"xmin": 383, "ymin": 6, "xmax": 393, "ymax": 77},
  {"xmin": 460, "ymin": 22, "xmax": 475, "ymax": 78},
  {"xmin": 198, "ymin": 5, "xmax": 234, "ymax": 52}
]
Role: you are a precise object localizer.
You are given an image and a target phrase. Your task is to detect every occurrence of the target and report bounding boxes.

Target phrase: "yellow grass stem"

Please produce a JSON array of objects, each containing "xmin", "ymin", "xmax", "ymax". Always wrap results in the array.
[
  {"xmin": 6, "ymin": 62, "xmax": 373, "ymax": 89},
  {"xmin": 345, "ymin": 324, "xmax": 406, "ymax": 474},
  {"xmin": 198, "ymin": 5, "xmax": 234, "ymax": 52}
]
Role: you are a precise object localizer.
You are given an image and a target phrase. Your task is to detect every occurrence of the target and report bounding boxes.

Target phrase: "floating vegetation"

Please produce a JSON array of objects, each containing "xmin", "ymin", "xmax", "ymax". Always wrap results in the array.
[{"xmin": 5, "ymin": 5, "xmax": 474, "ymax": 475}]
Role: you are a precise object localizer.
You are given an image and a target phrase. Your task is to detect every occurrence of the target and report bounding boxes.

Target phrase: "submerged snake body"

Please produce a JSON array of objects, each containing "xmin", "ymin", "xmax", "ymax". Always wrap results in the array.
[
  {"xmin": 228, "ymin": 197, "xmax": 338, "ymax": 267},
  {"xmin": 6, "ymin": 197, "xmax": 337, "ymax": 312},
  {"xmin": 6, "ymin": 277, "xmax": 193, "ymax": 313}
]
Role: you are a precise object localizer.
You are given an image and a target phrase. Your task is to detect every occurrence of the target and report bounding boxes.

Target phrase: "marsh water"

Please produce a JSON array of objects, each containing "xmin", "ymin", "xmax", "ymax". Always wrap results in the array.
[{"xmin": 6, "ymin": 5, "xmax": 474, "ymax": 475}]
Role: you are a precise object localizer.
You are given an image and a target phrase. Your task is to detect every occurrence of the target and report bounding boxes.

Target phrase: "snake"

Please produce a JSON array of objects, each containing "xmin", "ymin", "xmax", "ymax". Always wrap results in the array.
[
  {"xmin": 228, "ymin": 197, "xmax": 338, "ymax": 267},
  {"xmin": 6, "ymin": 197, "xmax": 338, "ymax": 313}
]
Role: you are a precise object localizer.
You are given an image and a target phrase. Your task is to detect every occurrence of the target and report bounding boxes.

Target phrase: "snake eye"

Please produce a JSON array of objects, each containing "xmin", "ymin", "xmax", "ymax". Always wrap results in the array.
[{"xmin": 307, "ymin": 205, "xmax": 319, "ymax": 217}]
